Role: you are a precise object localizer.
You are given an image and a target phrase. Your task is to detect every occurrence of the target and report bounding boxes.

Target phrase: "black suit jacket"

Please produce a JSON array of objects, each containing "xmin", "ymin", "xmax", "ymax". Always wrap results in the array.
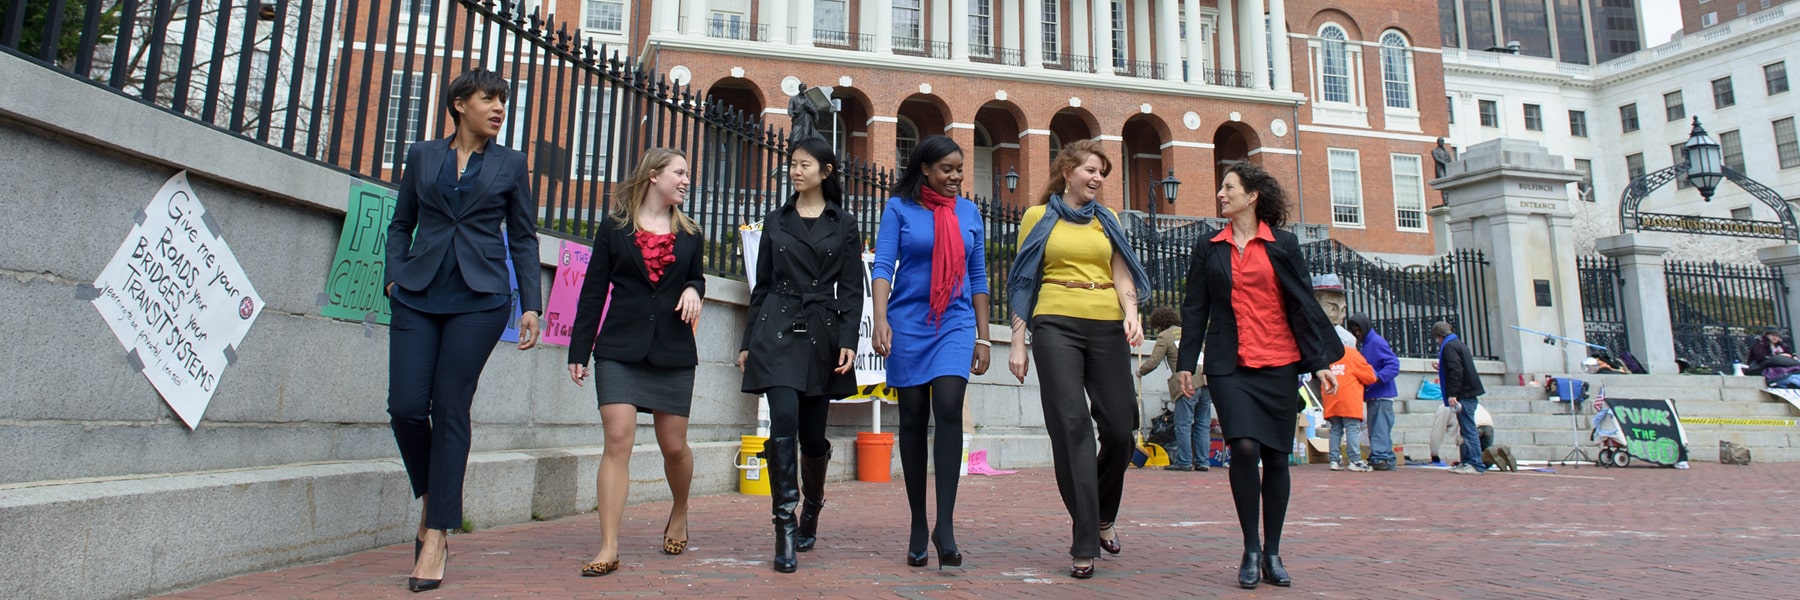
[
  {"xmin": 1176, "ymin": 227, "xmax": 1342, "ymax": 376},
  {"xmin": 566, "ymin": 216, "xmax": 707, "ymax": 368},
  {"xmin": 739, "ymin": 201, "xmax": 865, "ymax": 397},
  {"xmin": 384, "ymin": 138, "xmax": 543, "ymax": 313},
  {"xmin": 1439, "ymin": 337, "xmax": 1487, "ymax": 399}
]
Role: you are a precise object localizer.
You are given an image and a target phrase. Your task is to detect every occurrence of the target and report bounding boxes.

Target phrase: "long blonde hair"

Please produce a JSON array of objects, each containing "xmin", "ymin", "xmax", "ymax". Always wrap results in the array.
[
  {"xmin": 1036, "ymin": 139, "xmax": 1113, "ymax": 205},
  {"xmin": 609, "ymin": 147, "xmax": 701, "ymax": 234}
]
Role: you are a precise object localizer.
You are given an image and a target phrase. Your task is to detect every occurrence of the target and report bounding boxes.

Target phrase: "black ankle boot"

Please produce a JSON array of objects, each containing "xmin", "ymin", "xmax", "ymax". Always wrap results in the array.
[
  {"xmin": 1238, "ymin": 551, "xmax": 1263, "ymax": 589},
  {"xmin": 795, "ymin": 446, "xmax": 831, "ymax": 552},
  {"xmin": 766, "ymin": 437, "xmax": 800, "ymax": 573},
  {"xmin": 1261, "ymin": 553, "xmax": 1291, "ymax": 586}
]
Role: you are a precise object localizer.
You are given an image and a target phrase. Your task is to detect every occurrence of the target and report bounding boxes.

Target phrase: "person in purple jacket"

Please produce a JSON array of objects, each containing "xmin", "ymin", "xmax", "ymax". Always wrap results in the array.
[{"xmin": 1346, "ymin": 314, "xmax": 1401, "ymax": 471}]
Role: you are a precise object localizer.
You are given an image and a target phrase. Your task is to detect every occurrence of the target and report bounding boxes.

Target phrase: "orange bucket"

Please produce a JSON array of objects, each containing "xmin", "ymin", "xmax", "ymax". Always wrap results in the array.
[{"xmin": 855, "ymin": 431, "xmax": 896, "ymax": 482}]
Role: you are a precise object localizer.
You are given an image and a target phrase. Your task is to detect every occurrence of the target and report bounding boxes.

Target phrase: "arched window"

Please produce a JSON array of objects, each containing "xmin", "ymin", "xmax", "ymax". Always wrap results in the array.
[
  {"xmin": 896, "ymin": 117, "xmax": 919, "ymax": 168},
  {"xmin": 1048, "ymin": 132, "xmax": 1062, "ymax": 163},
  {"xmin": 1381, "ymin": 31, "xmax": 1414, "ymax": 110},
  {"xmin": 1320, "ymin": 25, "xmax": 1350, "ymax": 104}
]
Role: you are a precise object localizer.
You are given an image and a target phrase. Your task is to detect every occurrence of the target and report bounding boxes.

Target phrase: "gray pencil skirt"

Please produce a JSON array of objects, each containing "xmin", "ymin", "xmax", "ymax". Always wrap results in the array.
[{"xmin": 593, "ymin": 358, "xmax": 696, "ymax": 418}]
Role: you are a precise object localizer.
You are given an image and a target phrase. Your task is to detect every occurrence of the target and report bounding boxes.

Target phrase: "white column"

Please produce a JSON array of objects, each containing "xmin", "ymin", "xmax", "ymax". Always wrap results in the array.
[
  {"xmin": 1758, "ymin": 245, "xmax": 1800, "ymax": 352},
  {"xmin": 1599, "ymin": 234, "xmax": 1678, "ymax": 374},
  {"xmin": 1183, "ymin": 0, "xmax": 1204, "ymax": 82},
  {"xmin": 1218, "ymin": 0, "xmax": 1237, "ymax": 71},
  {"xmin": 933, "ymin": 0, "xmax": 951, "ymax": 51},
  {"xmin": 1156, "ymin": 0, "xmax": 1180, "ymax": 80},
  {"xmin": 765, "ymin": 0, "xmax": 790, "ymax": 44},
  {"xmin": 796, "ymin": 0, "xmax": 815, "ymax": 47},
  {"xmin": 653, "ymin": 0, "xmax": 680, "ymax": 34},
  {"xmin": 950, "ymin": 0, "xmax": 970, "ymax": 60},
  {"xmin": 685, "ymin": 0, "xmax": 710, "ymax": 36},
  {"xmin": 1267, "ymin": 0, "xmax": 1290, "ymax": 90},
  {"xmin": 1024, "ymin": 0, "xmax": 1044, "ymax": 67},
  {"xmin": 1003, "ymin": 0, "xmax": 1021, "ymax": 60},
  {"xmin": 872, "ymin": 0, "xmax": 894, "ymax": 52},
  {"xmin": 1092, "ymin": 0, "xmax": 1112, "ymax": 74},
  {"xmin": 1071, "ymin": 0, "xmax": 1088, "ymax": 67},
  {"xmin": 1240, "ymin": 0, "xmax": 1267, "ymax": 89}
]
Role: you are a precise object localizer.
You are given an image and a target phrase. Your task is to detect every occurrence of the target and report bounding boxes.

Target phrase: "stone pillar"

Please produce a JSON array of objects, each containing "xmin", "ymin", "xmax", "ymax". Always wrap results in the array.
[
  {"xmin": 684, "ymin": 0, "xmax": 710, "ymax": 36},
  {"xmin": 1241, "ymin": 0, "xmax": 1267, "ymax": 89},
  {"xmin": 1023, "ymin": 0, "xmax": 1044, "ymax": 67},
  {"xmin": 1267, "ymin": 0, "xmax": 1291, "ymax": 91},
  {"xmin": 949, "ymin": 0, "xmax": 970, "ymax": 60},
  {"xmin": 1431, "ymin": 138, "xmax": 1588, "ymax": 379},
  {"xmin": 1597, "ymin": 233, "xmax": 1677, "ymax": 374},
  {"xmin": 795, "ymin": 0, "xmax": 815, "ymax": 47},
  {"xmin": 1757, "ymin": 244, "xmax": 1800, "ymax": 339},
  {"xmin": 1218, "ymin": 0, "xmax": 1237, "ymax": 71},
  {"xmin": 765, "ymin": 0, "xmax": 789, "ymax": 44},
  {"xmin": 653, "ymin": 0, "xmax": 680, "ymax": 34},
  {"xmin": 871, "ymin": 0, "xmax": 894, "ymax": 53},
  {"xmin": 1183, "ymin": 0, "xmax": 1205, "ymax": 82},
  {"xmin": 1156, "ymin": 0, "xmax": 1181, "ymax": 80},
  {"xmin": 1094, "ymin": 0, "xmax": 1115, "ymax": 74}
]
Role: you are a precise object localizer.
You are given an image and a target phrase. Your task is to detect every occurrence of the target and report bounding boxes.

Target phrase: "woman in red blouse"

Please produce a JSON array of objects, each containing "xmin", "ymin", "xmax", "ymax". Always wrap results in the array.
[
  {"xmin": 566, "ymin": 148, "xmax": 707, "ymax": 577},
  {"xmin": 1175, "ymin": 163, "xmax": 1342, "ymax": 590}
]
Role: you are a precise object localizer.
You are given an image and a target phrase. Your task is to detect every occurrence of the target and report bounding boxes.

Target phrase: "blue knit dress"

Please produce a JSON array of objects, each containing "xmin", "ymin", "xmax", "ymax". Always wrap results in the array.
[{"xmin": 870, "ymin": 197, "xmax": 989, "ymax": 387}]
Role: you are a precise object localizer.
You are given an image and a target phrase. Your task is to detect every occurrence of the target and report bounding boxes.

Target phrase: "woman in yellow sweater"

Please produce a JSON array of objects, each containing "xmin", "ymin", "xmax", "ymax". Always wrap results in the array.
[{"xmin": 1006, "ymin": 140, "xmax": 1151, "ymax": 579}]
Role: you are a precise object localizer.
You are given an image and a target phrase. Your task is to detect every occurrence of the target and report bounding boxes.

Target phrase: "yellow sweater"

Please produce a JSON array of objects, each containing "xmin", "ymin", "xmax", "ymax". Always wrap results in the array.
[{"xmin": 1017, "ymin": 204, "xmax": 1124, "ymax": 321}]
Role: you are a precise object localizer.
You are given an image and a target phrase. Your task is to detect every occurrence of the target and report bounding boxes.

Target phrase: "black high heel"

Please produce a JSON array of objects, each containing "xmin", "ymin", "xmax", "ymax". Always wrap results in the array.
[
  {"xmin": 1070, "ymin": 557, "xmax": 1096, "ymax": 579},
  {"xmin": 408, "ymin": 538, "xmax": 447, "ymax": 593},
  {"xmin": 1238, "ymin": 551, "xmax": 1262, "ymax": 589},
  {"xmin": 1261, "ymin": 553, "xmax": 1291, "ymax": 587},
  {"xmin": 932, "ymin": 529, "xmax": 962, "ymax": 569},
  {"xmin": 906, "ymin": 550, "xmax": 929, "ymax": 567}
]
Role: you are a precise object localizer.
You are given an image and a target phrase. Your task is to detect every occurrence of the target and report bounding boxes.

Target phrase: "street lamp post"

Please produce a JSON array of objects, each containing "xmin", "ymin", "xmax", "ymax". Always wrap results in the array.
[
  {"xmin": 1682, "ymin": 118, "xmax": 1724, "ymax": 199},
  {"xmin": 1146, "ymin": 169, "xmax": 1181, "ymax": 302},
  {"xmin": 1618, "ymin": 116, "xmax": 1799, "ymax": 243}
]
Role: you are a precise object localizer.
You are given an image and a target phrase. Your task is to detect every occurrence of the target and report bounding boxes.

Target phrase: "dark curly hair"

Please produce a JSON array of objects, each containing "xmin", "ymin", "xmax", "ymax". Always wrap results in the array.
[
  {"xmin": 1223, "ymin": 161, "xmax": 1287, "ymax": 230},
  {"xmin": 1148, "ymin": 307, "xmax": 1180, "ymax": 332}
]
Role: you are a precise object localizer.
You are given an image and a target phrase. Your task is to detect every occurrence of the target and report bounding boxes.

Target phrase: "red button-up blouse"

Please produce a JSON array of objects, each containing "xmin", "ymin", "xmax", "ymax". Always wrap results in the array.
[{"xmin": 1213, "ymin": 222, "xmax": 1300, "ymax": 368}]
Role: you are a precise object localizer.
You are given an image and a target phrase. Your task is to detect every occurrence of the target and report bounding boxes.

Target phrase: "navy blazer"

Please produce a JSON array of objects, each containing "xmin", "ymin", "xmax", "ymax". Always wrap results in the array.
[
  {"xmin": 1175, "ymin": 226, "xmax": 1343, "ymax": 376},
  {"xmin": 566, "ymin": 216, "xmax": 707, "ymax": 368},
  {"xmin": 384, "ymin": 137, "xmax": 543, "ymax": 313}
]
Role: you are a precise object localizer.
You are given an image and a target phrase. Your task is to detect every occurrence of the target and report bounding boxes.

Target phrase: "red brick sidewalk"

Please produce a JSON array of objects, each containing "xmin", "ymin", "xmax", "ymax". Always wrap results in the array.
[{"xmin": 160, "ymin": 461, "xmax": 1800, "ymax": 599}]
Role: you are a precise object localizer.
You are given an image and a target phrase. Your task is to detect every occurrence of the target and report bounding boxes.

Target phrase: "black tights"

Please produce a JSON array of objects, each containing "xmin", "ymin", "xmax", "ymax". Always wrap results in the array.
[
  {"xmin": 1228, "ymin": 438, "xmax": 1292, "ymax": 555},
  {"xmin": 898, "ymin": 376, "xmax": 966, "ymax": 553},
  {"xmin": 765, "ymin": 387, "xmax": 831, "ymax": 459}
]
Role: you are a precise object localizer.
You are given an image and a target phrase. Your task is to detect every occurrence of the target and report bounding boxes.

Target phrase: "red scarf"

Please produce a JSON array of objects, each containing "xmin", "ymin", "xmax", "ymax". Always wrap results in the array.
[{"xmin": 917, "ymin": 186, "xmax": 966, "ymax": 326}]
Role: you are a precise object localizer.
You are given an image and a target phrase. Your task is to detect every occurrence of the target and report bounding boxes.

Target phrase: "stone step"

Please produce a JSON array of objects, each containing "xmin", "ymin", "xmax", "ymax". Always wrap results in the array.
[{"xmin": 1394, "ymin": 398, "xmax": 1800, "ymax": 417}]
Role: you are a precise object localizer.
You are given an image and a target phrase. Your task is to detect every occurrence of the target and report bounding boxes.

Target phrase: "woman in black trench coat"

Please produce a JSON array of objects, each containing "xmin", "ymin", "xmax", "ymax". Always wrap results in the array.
[{"xmin": 737, "ymin": 136, "xmax": 865, "ymax": 573}]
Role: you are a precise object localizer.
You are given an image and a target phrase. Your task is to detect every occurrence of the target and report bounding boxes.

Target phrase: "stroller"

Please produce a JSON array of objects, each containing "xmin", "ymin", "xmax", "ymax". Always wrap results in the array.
[{"xmin": 1590, "ymin": 396, "xmax": 1632, "ymax": 467}]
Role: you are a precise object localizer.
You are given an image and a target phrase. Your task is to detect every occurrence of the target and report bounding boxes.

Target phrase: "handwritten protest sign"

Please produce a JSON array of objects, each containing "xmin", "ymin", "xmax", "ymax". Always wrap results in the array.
[
  {"xmin": 742, "ymin": 225, "xmax": 889, "ymax": 402},
  {"xmin": 542, "ymin": 240, "xmax": 609, "ymax": 347},
  {"xmin": 320, "ymin": 180, "xmax": 395, "ymax": 325},
  {"xmin": 1605, "ymin": 398, "xmax": 1690, "ymax": 466},
  {"xmin": 90, "ymin": 172, "xmax": 265, "ymax": 429}
]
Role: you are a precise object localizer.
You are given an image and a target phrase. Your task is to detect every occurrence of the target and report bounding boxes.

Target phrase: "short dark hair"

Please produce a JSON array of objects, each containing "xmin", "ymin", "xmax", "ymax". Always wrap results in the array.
[
  {"xmin": 1223, "ymin": 162, "xmax": 1287, "ymax": 229},
  {"xmin": 890, "ymin": 135, "xmax": 963, "ymax": 203},
  {"xmin": 1148, "ymin": 307, "xmax": 1179, "ymax": 332},
  {"xmin": 1430, "ymin": 321, "xmax": 1454, "ymax": 340},
  {"xmin": 444, "ymin": 69, "xmax": 510, "ymax": 127}
]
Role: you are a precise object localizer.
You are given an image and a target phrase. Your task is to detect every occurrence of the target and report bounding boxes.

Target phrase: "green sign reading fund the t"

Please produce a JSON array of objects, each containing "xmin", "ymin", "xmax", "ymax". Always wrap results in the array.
[{"xmin": 320, "ymin": 179, "xmax": 396, "ymax": 325}]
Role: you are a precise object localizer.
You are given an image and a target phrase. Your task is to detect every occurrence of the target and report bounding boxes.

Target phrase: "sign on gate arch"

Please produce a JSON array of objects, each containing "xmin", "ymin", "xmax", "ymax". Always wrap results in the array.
[{"xmin": 1618, "ymin": 164, "xmax": 1800, "ymax": 242}]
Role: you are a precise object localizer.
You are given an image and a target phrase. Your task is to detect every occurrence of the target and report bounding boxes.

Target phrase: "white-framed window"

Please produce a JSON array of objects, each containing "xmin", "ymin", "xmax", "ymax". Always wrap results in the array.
[
  {"xmin": 896, "ymin": 117, "xmax": 919, "ymax": 167},
  {"xmin": 1732, "ymin": 206, "xmax": 1753, "ymax": 220},
  {"xmin": 1328, "ymin": 148, "xmax": 1363, "ymax": 227},
  {"xmin": 1479, "ymin": 99, "xmax": 1499, "ymax": 127},
  {"xmin": 815, "ymin": 0, "xmax": 848, "ymax": 42},
  {"xmin": 1318, "ymin": 25, "xmax": 1352, "ymax": 104},
  {"xmin": 1112, "ymin": 0, "xmax": 1127, "ymax": 71},
  {"xmin": 1701, "ymin": 11, "xmax": 1718, "ymax": 27},
  {"xmin": 709, "ymin": 11, "xmax": 748, "ymax": 40},
  {"xmin": 1664, "ymin": 90, "xmax": 1685, "ymax": 122},
  {"xmin": 584, "ymin": 0, "xmax": 624, "ymax": 33},
  {"xmin": 1524, "ymin": 104, "xmax": 1543, "ymax": 131},
  {"xmin": 970, "ymin": 0, "xmax": 993, "ymax": 56},
  {"xmin": 894, "ymin": 0, "xmax": 923, "ymax": 49},
  {"xmin": 383, "ymin": 71, "xmax": 431, "ymax": 166},
  {"xmin": 572, "ymin": 86, "xmax": 615, "ymax": 180},
  {"xmin": 1042, "ymin": 0, "xmax": 1061, "ymax": 61},
  {"xmin": 1391, "ymin": 154, "xmax": 1426, "ymax": 231},
  {"xmin": 1625, "ymin": 152, "xmax": 1645, "ymax": 180},
  {"xmin": 1380, "ymin": 31, "xmax": 1414, "ymax": 110},
  {"xmin": 1775, "ymin": 117, "xmax": 1800, "ymax": 169},
  {"xmin": 1713, "ymin": 76, "xmax": 1736, "ymax": 108},
  {"xmin": 1570, "ymin": 110, "xmax": 1588, "ymax": 137},
  {"xmin": 1766, "ymin": 61, "xmax": 1789, "ymax": 95},
  {"xmin": 1574, "ymin": 158, "xmax": 1595, "ymax": 201},
  {"xmin": 1720, "ymin": 129, "xmax": 1744, "ymax": 172}
]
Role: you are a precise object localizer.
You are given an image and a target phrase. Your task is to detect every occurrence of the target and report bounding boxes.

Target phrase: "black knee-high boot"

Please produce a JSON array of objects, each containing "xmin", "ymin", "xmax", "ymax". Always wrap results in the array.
[
  {"xmin": 795, "ymin": 446, "xmax": 831, "ymax": 552},
  {"xmin": 765, "ymin": 437, "xmax": 800, "ymax": 573}
]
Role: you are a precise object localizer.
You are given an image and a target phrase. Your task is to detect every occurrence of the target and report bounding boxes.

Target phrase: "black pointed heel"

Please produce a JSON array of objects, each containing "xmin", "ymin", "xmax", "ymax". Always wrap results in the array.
[
  {"xmin": 906, "ymin": 550, "xmax": 929, "ymax": 567},
  {"xmin": 408, "ymin": 540, "xmax": 448, "ymax": 593},
  {"xmin": 932, "ymin": 530, "xmax": 962, "ymax": 569},
  {"xmin": 1238, "ymin": 551, "xmax": 1262, "ymax": 589}
]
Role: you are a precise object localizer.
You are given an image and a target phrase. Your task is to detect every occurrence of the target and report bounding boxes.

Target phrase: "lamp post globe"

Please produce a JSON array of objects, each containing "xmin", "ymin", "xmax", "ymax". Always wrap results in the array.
[
  {"xmin": 1158, "ymin": 169, "xmax": 1181, "ymax": 205},
  {"xmin": 1004, "ymin": 166, "xmax": 1020, "ymax": 194},
  {"xmin": 1684, "ymin": 116, "xmax": 1724, "ymax": 199}
]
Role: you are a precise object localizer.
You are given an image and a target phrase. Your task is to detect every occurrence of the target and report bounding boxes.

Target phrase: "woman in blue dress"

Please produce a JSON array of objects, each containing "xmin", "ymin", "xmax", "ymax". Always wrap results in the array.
[{"xmin": 871, "ymin": 135, "xmax": 991, "ymax": 569}]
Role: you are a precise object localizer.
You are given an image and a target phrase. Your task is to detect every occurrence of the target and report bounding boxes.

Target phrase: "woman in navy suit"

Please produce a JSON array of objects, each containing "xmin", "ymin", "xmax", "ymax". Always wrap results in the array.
[
  {"xmin": 566, "ymin": 147, "xmax": 706, "ymax": 577},
  {"xmin": 383, "ymin": 69, "xmax": 542, "ymax": 593}
]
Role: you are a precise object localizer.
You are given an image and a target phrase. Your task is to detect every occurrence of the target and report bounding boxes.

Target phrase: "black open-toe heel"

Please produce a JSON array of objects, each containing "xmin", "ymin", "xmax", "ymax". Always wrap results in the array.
[{"xmin": 932, "ymin": 529, "xmax": 962, "ymax": 569}]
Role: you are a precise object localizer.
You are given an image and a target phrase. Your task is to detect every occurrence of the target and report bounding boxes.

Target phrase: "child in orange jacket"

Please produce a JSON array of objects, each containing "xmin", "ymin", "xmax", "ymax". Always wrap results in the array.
[{"xmin": 1324, "ymin": 326, "xmax": 1378, "ymax": 472}]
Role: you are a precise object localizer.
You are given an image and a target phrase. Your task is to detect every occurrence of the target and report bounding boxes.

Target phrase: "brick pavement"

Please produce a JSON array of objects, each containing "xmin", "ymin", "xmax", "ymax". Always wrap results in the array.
[{"xmin": 159, "ymin": 461, "xmax": 1800, "ymax": 599}]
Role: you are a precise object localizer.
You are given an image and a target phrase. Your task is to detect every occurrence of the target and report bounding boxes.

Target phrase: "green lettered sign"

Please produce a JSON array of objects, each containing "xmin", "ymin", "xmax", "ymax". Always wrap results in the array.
[{"xmin": 321, "ymin": 179, "xmax": 396, "ymax": 324}]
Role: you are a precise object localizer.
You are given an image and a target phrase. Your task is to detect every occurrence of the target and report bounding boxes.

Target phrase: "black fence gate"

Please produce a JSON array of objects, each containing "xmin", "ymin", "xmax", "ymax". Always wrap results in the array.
[
  {"xmin": 1300, "ymin": 240, "xmax": 1494, "ymax": 360},
  {"xmin": 1664, "ymin": 260, "xmax": 1790, "ymax": 371},
  {"xmin": 1576, "ymin": 255, "xmax": 1631, "ymax": 356}
]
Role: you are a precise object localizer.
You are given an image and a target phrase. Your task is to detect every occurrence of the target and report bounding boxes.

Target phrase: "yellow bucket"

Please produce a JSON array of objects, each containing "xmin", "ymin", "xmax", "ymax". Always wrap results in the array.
[{"xmin": 737, "ymin": 435, "xmax": 770, "ymax": 496}]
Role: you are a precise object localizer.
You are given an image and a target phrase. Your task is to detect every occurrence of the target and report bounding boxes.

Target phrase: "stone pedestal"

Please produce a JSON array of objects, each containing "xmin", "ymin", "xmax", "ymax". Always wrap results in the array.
[
  {"xmin": 1757, "ymin": 244, "xmax": 1800, "ymax": 336},
  {"xmin": 1431, "ymin": 139, "xmax": 1587, "ymax": 379},
  {"xmin": 1596, "ymin": 232, "xmax": 1677, "ymax": 374}
]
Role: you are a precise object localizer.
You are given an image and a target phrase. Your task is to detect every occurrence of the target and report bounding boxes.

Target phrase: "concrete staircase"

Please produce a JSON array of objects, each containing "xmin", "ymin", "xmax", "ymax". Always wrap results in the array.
[{"xmin": 1383, "ymin": 374, "xmax": 1800, "ymax": 464}]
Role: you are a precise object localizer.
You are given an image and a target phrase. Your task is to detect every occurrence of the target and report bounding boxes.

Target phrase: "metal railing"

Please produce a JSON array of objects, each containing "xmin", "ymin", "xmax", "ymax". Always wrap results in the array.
[
  {"xmin": 891, "ymin": 37, "xmax": 948, "ymax": 59},
  {"xmin": 1577, "ymin": 255, "xmax": 1631, "ymax": 355},
  {"xmin": 1664, "ymin": 259, "xmax": 1791, "ymax": 371},
  {"xmin": 678, "ymin": 16, "xmax": 769, "ymax": 42},
  {"xmin": 1301, "ymin": 240, "xmax": 1494, "ymax": 359},
  {"xmin": 1201, "ymin": 67, "xmax": 1255, "ymax": 88},
  {"xmin": 1117, "ymin": 60, "xmax": 1164, "ymax": 79},
  {"xmin": 969, "ymin": 46, "xmax": 1022, "ymax": 66},
  {"xmin": 812, "ymin": 29, "xmax": 871, "ymax": 51},
  {"xmin": 1042, "ymin": 52, "xmax": 1094, "ymax": 73}
]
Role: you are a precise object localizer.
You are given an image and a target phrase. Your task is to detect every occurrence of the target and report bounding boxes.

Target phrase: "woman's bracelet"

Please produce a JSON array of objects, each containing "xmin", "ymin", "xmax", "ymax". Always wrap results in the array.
[{"xmin": 975, "ymin": 339, "xmax": 992, "ymax": 347}]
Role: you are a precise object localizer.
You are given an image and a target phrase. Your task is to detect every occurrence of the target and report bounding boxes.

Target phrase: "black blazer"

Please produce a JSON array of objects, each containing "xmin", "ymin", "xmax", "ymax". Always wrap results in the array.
[
  {"xmin": 740, "ymin": 201, "xmax": 865, "ymax": 397},
  {"xmin": 1439, "ymin": 336, "xmax": 1487, "ymax": 399},
  {"xmin": 566, "ymin": 215, "xmax": 707, "ymax": 368},
  {"xmin": 385, "ymin": 137, "xmax": 543, "ymax": 313},
  {"xmin": 1176, "ymin": 226, "xmax": 1342, "ymax": 376}
]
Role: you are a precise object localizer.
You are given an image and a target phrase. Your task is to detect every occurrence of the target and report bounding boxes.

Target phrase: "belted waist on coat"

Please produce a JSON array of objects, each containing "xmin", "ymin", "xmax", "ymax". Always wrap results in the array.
[{"xmin": 770, "ymin": 282, "xmax": 848, "ymax": 366}]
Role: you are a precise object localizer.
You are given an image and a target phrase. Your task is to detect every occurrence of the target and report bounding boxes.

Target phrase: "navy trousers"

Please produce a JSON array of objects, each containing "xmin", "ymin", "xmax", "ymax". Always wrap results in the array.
[{"xmin": 388, "ymin": 301, "xmax": 511, "ymax": 530}]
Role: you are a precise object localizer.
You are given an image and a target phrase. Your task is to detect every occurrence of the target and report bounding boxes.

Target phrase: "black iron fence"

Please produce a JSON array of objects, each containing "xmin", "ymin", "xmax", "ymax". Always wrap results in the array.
[
  {"xmin": 891, "ymin": 37, "xmax": 948, "ymax": 59},
  {"xmin": 1201, "ymin": 67, "xmax": 1255, "ymax": 88},
  {"xmin": 811, "ymin": 29, "xmax": 872, "ymax": 51},
  {"xmin": 970, "ymin": 46, "xmax": 1022, "ymax": 66},
  {"xmin": 1576, "ymin": 255, "xmax": 1631, "ymax": 356},
  {"xmin": 1301, "ymin": 240, "xmax": 1494, "ymax": 359},
  {"xmin": 1664, "ymin": 259, "xmax": 1790, "ymax": 371},
  {"xmin": 1116, "ymin": 59, "xmax": 1165, "ymax": 80},
  {"xmin": 1043, "ymin": 52, "xmax": 1094, "ymax": 73}
]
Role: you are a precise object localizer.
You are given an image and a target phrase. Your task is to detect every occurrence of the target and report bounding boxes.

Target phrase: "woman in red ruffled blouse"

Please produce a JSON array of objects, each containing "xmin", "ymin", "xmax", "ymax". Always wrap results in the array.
[{"xmin": 566, "ymin": 148, "xmax": 707, "ymax": 577}]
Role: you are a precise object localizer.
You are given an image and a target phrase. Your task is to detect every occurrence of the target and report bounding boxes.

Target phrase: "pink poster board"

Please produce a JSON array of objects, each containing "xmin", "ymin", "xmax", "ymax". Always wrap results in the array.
[{"xmin": 542, "ymin": 240, "xmax": 608, "ymax": 347}]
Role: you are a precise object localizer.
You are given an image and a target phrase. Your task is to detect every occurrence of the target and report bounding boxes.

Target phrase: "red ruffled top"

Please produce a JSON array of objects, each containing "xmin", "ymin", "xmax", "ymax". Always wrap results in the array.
[{"xmin": 635, "ymin": 230, "xmax": 677, "ymax": 284}]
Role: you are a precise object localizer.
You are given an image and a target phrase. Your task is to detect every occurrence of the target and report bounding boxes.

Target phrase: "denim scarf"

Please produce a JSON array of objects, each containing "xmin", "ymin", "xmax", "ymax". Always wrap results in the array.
[
  {"xmin": 1006, "ymin": 194, "xmax": 1151, "ymax": 328},
  {"xmin": 1436, "ymin": 333, "xmax": 1459, "ymax": 390}
]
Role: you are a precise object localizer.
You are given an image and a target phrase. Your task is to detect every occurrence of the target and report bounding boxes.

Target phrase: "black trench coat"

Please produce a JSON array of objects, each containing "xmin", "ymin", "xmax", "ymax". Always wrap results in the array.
[{"xmin": 740, "ymin": 201, "xmax": 865, "ymax": 397}]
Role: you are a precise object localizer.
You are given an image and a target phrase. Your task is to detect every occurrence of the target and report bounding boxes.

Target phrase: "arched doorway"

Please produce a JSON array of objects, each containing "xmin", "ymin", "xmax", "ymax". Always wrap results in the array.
[
  {"xmin": 1048, "ymin": 108, "xmax": 1099, "ymax": 164},
  {"xmin": 1211, "ymin": 122, "xmax": 1261, "ymax": 213},
  {"xmin": 895, "ymin": 93, "xmax": 953, "ymax": 169},
  {"xmin": 1122, "ymin": 114, "xmax": 1172, "ymax": 213},
  {"xmin": 705, "ymin": 76, "xmax": 765, "ymax": 122},
  {"xmin": 974, "ymin": 100, "xmax": 1028, "ymax": 202},
  {"xmin": 823, "ymin": 87, "xmax": 873, "ymax": 163}
]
